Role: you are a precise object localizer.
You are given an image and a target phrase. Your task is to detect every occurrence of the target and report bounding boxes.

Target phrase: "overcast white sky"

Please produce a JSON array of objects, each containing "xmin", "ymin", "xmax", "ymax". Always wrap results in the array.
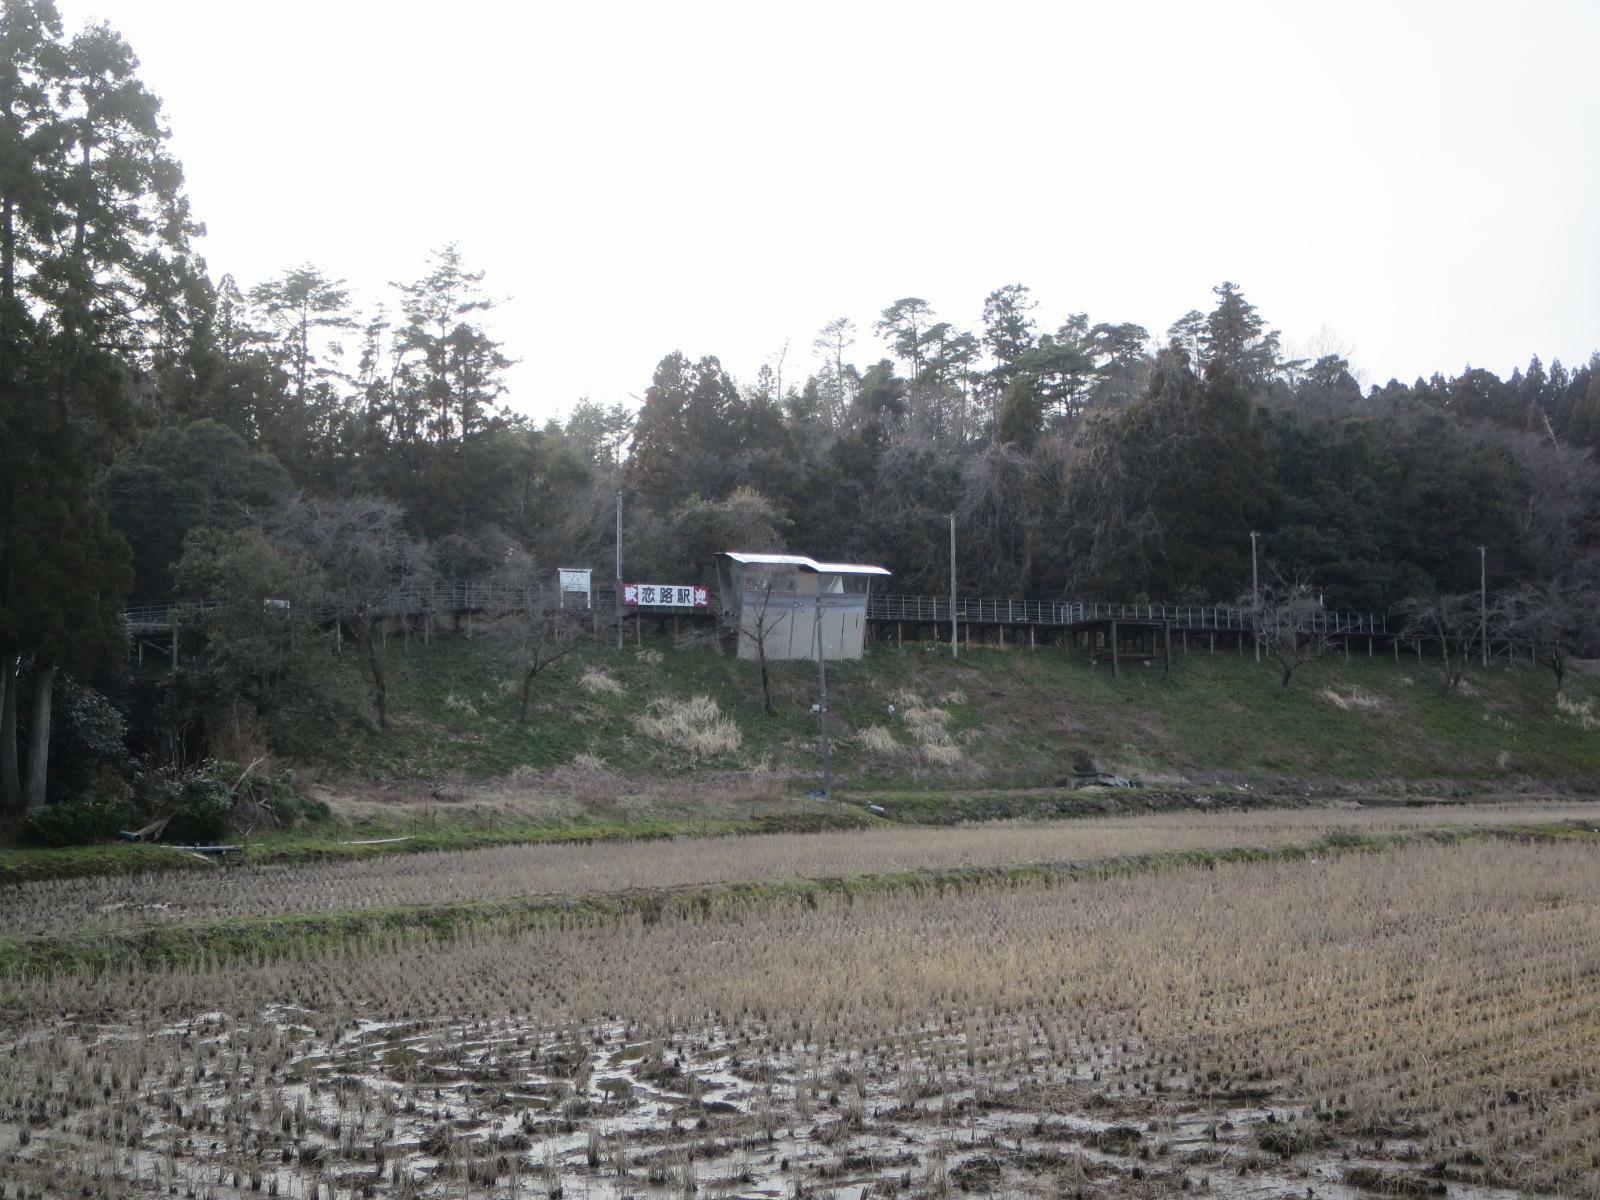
[{"xmin": 59, "ymin": 0, "xmax": 1600, "ymax": 420}]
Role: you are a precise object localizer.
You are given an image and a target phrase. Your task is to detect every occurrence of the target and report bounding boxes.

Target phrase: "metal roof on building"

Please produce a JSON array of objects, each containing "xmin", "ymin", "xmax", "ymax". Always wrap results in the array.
[{"xmin": 720, "ymin": 552, "xmax": 891, "ymax": 577}]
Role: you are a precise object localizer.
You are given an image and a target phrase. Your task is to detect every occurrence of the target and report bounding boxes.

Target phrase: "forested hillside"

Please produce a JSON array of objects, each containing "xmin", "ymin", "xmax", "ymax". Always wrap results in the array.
[
  {"xmin": 95, "ymin": 269, "xmax": 1600, "ymax": 615},
  {"xmin": 3, "ymin": 4, "xmax": 1598, "ymax": 828}
]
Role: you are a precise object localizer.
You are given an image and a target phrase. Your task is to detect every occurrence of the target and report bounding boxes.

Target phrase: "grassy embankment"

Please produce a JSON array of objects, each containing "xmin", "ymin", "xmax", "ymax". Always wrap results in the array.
[
  {"xmin": 0, "ymin": 806, "xmax": 872, "ymax": 885},
  {"xmin": 5, "ymin": 630, "xmax": 1594, "ymax": 883},
  {"xmin": 279, "ymin": 629, "xmax": 1600, "ymax": 784}
]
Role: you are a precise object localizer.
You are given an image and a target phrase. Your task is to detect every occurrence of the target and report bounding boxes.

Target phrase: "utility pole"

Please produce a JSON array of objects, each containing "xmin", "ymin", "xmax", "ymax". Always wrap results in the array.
[
  {"xmin": 1250, "ymin": 530, "xmax": 1260, "ymax": 663},
  {"xmin": 815, "ymin": 593, "xmax": 833, "ymax": 798},
  {"xmin": 949, "ymin": 511, "xmax": 958, "ymax": 659},
  {"xmin": 1479, "ymin": 545, "xmax": 1488, "ymax": 668},
  {"xmin": 614, "ymin": 492, "xmax": 624, "ymax": 651}
]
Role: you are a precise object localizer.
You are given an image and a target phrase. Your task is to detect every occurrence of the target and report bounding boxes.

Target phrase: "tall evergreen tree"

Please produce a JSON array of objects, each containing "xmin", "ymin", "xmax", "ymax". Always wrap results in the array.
[
  {"xmin": 1201, "ymin": 282, "xmax": 1280, "ymax": 384},
  {"xmin": 1, "ymin": 341, "xmax": 133, "ymax": 809},
  {"xmin": 247, "ymin": 265, "xmax": 355, "ymax": 477},
  {"xmin": 875, "ymin": 297, "xmax": 938, "ymax": 379},
  {"xmin": 626, "ymin": 352, "xmax": 747, "ymax": 507},
  {"xmin": 1021, "ymin": 315, "xmax": 1096, "ymax": 421},
  {"xmin": 44, "ymin": 21, "xmax": 199, "ymax": 352},
  {"xmin": 249, "ymin": 265, "xmax": 353, "ymax": 407},
  {"xmin": 391, "ymin": 243, "xmax": 507, "ymax": 446},
  {"xmin": 981, "ymin": 283, "xmax": 1038, "ymax": 390},
  {"xmin": 0, "ymin": 6, "xmax": 192, "ymax": 811},
  {"xmin": 0, "ymin": 0, "xmax": 63, "ymax": 334},
  {"xmin": 812, "ymin": 316, "xmax": 856, "ymax": 431}
]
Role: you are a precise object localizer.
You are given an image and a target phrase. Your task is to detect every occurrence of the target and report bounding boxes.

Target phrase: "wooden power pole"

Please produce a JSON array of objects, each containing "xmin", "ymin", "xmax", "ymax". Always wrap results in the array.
[
  {"xmin": 815, "ymin": 593, "xmax": 832, "ymax": 797},
  {"xmin": 949, "ymin": 512, "xmax": 958, "ymax": 659},
  {"xmin": 1250, "ymin": 530, "xmax": 1260, "ymax": 663},
  {"xmin": 1479, "ymin": 545, "xmax": 1488, "ymax": 668},
  {"xmin": 615, "ymin": 492, "xmax": 624, "ymax": 651}
]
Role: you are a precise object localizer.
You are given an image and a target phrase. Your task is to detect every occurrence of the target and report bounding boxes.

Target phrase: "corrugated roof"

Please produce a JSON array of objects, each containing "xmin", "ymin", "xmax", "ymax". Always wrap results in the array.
[
  {"xmin": 721, "ymin": 552, "xmax": 811, "ymax": 567},
  {"xmin": 808, "ymin": 559, "xmax": 892, "ymax": 576},
  {"xmin": 721, "ymin": 551, "xmax": 891, "ymax": 576}
]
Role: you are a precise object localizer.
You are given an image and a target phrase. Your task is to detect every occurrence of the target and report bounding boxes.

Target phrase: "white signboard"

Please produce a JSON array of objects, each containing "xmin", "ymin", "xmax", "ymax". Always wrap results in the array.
[
  {"xmin": 558, "ymin": 568, "xmax": 592, "ymax": 609},
  {"xmin": 623, "ymin": 583, "xmax": 710, "ymax": 608}
]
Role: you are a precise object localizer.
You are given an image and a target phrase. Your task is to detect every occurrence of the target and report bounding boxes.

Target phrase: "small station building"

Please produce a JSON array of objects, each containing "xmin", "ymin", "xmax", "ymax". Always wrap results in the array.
[{"xmin": 716, "ymin": 552, "xmax": 891, "ymax": 661}]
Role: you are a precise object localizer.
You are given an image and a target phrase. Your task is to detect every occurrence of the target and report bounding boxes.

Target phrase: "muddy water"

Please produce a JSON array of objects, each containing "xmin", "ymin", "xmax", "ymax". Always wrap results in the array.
[{"xmin": 0, "ymin": 1008, "xmax": 1537, "ymax": 1200}]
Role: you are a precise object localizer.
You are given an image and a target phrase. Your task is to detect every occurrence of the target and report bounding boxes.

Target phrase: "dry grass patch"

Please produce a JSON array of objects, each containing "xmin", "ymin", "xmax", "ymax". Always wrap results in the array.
[
  {"xmin": 1558, "ymin": 692, "xmax": 1600, "ymax": 731},
  {"xmin": 855, "ymin": 725, "xmax": 900, "ymax": 756},
  {"xmin": 635, "ymin": 694, "xmax": 742, "ymax": 760},
  {"xmin": 579, "ymin": 666, "xmax": 625, "ymax": 696},
  {"xmin": 890, "ymin": 688, "xmax": 963, "ymax": 766},
  {"xmin": 443, "ymin": 691, "xmax": 479, "ymax": 716},
  {"xmin": 1319, "ymin": 686, "xmax": 1384, "ymax": 711}
]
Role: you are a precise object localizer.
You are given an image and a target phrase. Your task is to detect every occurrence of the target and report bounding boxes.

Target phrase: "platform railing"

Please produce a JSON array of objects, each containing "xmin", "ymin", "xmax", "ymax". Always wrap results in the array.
[
  {"xmin": 126, "ymin": 581, "xmax": 1389, "ymax": 637},
  {"xmin": 866, "ymin": 594, "xmax": 1387, "ymax": 635}
]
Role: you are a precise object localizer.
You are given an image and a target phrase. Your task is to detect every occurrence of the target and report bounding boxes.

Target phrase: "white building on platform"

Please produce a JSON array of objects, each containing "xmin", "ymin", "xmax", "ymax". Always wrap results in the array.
[{"xmin": 716, "ymin": 552, "xmax": 891, "ymax": 661}]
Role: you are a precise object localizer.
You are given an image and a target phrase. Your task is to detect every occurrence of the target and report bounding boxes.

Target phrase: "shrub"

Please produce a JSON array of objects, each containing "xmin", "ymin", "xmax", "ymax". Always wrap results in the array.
[
  {"xmin": 170, "ymin": 764, "xmax": 235, "ymax": 842},
  {"xmin": 40, "ymin": 678, "xmax": 131, "ymax": 807},
  {"xmin": 21, "ymin": 758, "xmax": 326, "ymax": 848},
  {"xmin": 131, "ymin": 760, "xmax": 235, "ymax": 842},
  {"xmin": 264, "ymin": 769, "xmax": 330, "ymax": 827},
  {"xmin": 20, "ymin": 769, "xmax": 140, "ymax": 847},
  {"xmin": 200, "ymin": 760, "xmax": 330, "ymax": 834}
]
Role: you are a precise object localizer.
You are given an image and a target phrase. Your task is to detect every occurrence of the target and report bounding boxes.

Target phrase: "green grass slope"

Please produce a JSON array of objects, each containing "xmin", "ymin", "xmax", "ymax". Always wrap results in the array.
[{"xmin": 283, "ymin": 631, "xmax": 1600, "ymax": 788}]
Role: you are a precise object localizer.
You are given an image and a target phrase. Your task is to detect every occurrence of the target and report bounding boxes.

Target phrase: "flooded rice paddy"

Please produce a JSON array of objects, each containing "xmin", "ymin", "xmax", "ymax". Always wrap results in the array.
[{"xmin": 2, "ymin": 809, "xmax": 1598, "ymax": 1199}]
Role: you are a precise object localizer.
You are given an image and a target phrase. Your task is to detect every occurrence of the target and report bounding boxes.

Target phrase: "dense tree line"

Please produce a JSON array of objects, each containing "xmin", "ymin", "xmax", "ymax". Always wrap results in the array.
[
  {"xmin": 3, "ymin": 2, "xmax": 1598, "ymax": 813},
  {"xmin": 97, "ymin": 275, "xmax": 1600, "ymax": 614}
]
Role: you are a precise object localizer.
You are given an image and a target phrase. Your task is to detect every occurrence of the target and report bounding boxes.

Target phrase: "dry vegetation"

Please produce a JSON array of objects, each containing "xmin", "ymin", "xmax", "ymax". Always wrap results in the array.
[
  {"xmin": 1557, "ymin": 693, "xmax": 1600, "ymax": 730},
  {"xmin": 7, "ymin": 803, "xmax": 1595, "ymax": 939},
  {"xmin": 633, "ymin": 695, "xmax": 743, "ymax": 760},
  {"xmin": 577, "ymin": 667, "xmax": 624, "ymax": 697},
  {"xmin": 889, "ymin": 689, "xmax": 965, "ymax": 767},
  {"xmin": 299, "ymin": 768, "xmax": 823, "ymax": 835},
  {"xmin": 2, "ymin": 818, "xmax": 1599, "ymax": 1198}
]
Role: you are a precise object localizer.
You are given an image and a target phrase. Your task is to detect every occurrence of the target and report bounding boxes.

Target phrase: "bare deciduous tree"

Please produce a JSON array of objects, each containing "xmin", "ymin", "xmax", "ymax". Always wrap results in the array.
[
  {"xmin": 487, "ymin": 549, "xmax": 590, "ymax": 723},
  {"xmin": 270, "ymin": 495, "xmax": 431, "ymax": 729},
  {"xmin": 1244, "ymin": 573, "xmax": 1332, "ymax": 689},
  {"xmin": 1468, "ymin": 425, "xmax": 1600, "ymax": 582},
  {"xmin": 730, "ymin": 579, "xmax": 790, "ymax": 717},
  {"xmin": 1497, "ymin": 581, "xmax": 1593, "ymax": 696},
  {"xmin": 511, "ymin": 607, "xmax": 586, "ymax": 724},
  {"xmin": 1397, "ymin": 593, "xmax": 1482, "ymax": 696}
]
